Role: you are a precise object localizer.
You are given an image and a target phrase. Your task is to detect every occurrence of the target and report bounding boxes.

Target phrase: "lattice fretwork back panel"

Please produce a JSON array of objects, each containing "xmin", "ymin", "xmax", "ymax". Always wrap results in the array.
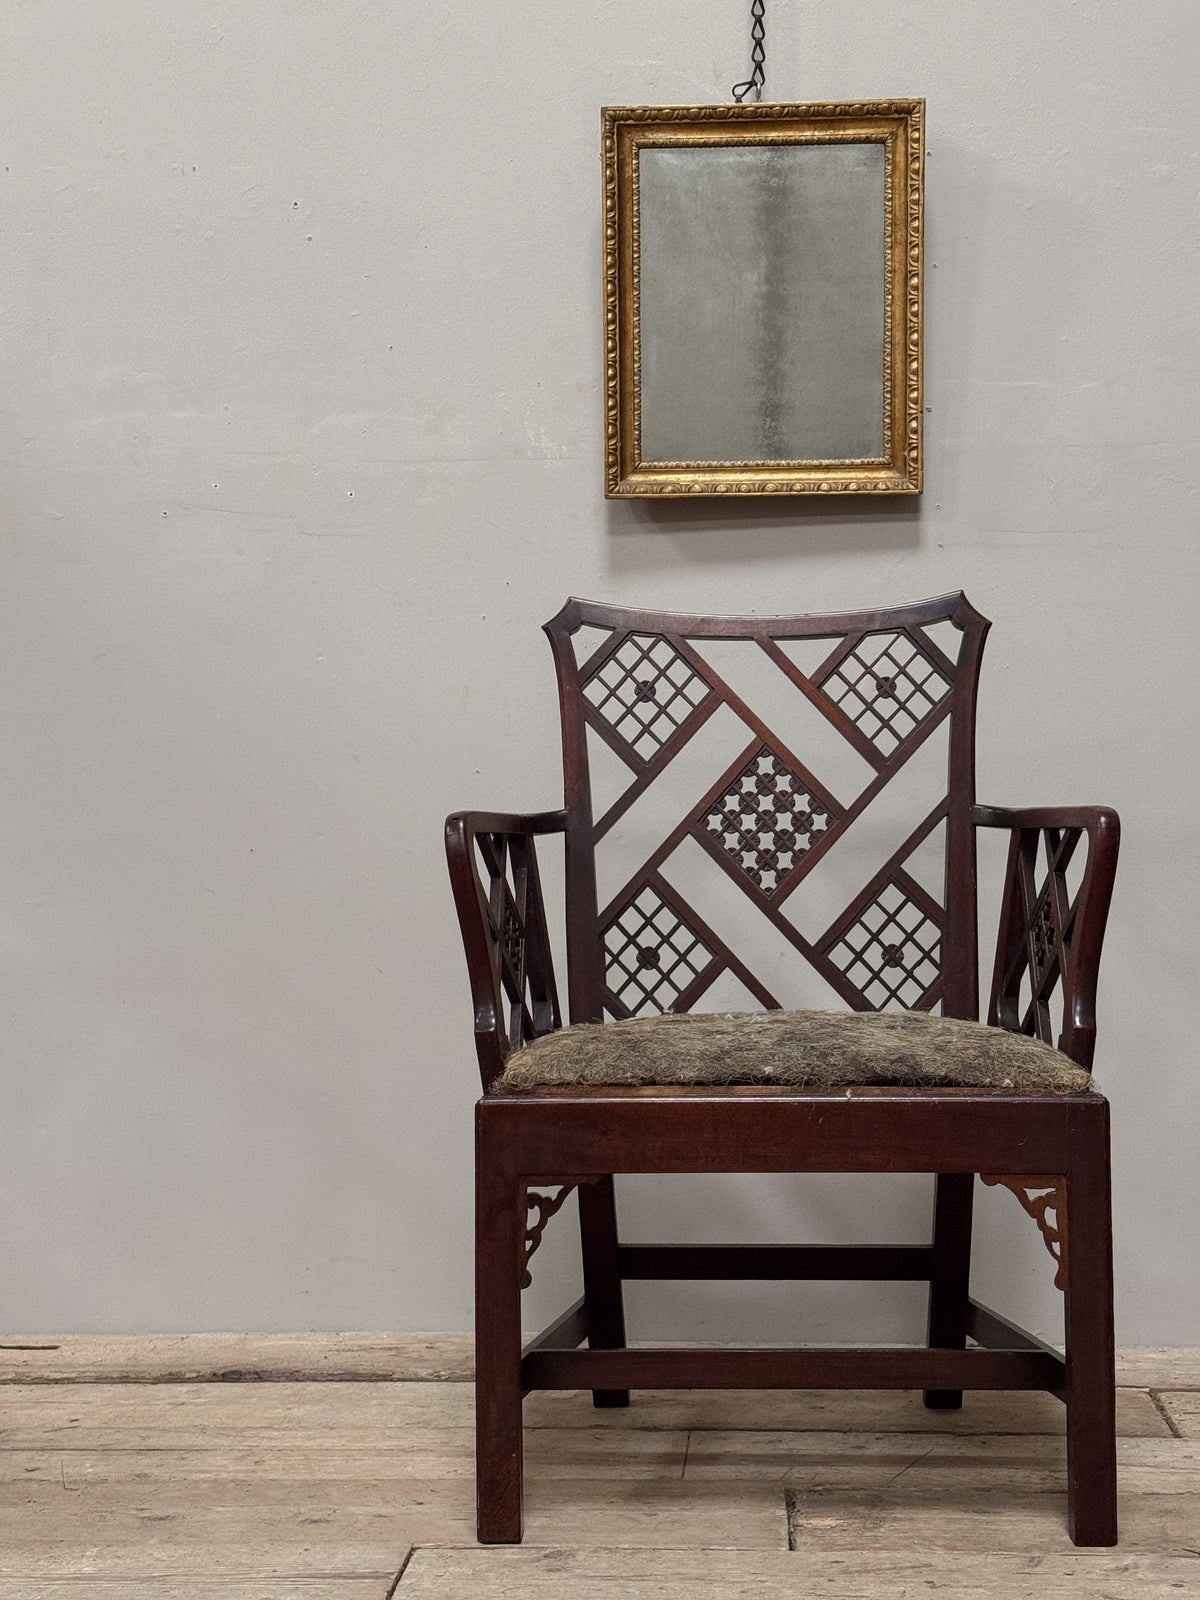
[{"xmin": 546, "ymin": 597, "xmax": 989, "ymax": 1025}]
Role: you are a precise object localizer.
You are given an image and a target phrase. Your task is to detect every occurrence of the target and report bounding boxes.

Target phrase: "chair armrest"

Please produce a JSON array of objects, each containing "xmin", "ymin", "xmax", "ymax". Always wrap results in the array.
[
  {"xmin": 447, "ymin": 807, "xmax": 568, "ymax": 838},
  {"xmin": 445, "ymin": 809, "xmax": 567, "ymax": 1090},
  {"xmin": 973, "ymin": 803, "xmax": 1120, "ymax": 1069},
  {"xmin": 973, "ymin": 803, "xmax": 1120, "ymax": 836}
]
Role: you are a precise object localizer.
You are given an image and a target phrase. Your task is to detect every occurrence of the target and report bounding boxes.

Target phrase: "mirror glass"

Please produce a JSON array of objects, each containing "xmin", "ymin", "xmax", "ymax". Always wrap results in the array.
[{"xmin": 638, "ymin": 142, "xmax": 887, "ymax": 464}]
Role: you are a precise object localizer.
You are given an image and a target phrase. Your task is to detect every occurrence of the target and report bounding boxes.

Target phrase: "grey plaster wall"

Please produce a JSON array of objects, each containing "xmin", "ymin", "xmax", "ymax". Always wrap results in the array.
[{"xmin": 1, "ymin": 1, "xmax": 1195, "ymax": 1344}]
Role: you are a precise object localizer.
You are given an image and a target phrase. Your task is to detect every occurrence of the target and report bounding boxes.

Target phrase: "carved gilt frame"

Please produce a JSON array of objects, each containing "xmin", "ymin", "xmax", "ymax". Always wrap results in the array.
[{"xmin": 602, "ymin": 101, "xmax": 924, "ymax": 497}]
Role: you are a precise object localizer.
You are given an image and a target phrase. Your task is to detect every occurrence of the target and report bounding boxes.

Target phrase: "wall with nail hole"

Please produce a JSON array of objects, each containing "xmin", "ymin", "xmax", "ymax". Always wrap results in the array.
[{"xmin": 1, "ymin": 1, "xmax": 1195, "ymax": 1341}]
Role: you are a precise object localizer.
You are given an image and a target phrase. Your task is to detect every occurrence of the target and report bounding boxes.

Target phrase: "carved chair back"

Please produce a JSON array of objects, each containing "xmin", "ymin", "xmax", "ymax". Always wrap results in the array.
[
  {"xmin": 446, "ymin": 594, "xmax": 1114, "ymax": 1088},
  {"xmin": 544, "ymin": 595, "xmax": 989, "ymax": 1029}
]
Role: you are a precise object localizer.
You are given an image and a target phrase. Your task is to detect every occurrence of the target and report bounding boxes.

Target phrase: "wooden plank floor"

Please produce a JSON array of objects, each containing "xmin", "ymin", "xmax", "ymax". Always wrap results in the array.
[{"xmin": 0, "ymin": 1338, "xmax": 1196, "ymax": 1598}]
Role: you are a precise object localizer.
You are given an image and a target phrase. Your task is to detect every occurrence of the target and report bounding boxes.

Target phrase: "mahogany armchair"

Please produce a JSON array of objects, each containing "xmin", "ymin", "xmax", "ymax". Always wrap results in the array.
[{"xmin": 446, "ymin": 594, "xmax": 1120, "ymax": 1546}]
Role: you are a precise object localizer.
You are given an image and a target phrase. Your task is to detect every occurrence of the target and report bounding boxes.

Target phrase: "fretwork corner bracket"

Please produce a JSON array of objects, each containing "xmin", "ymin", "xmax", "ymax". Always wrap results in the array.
[
  {"xmin": 981, "ymin": 1173, "xmax": 1068, "ymax": 1291},
  {"xmin": 520, "ymin": 1183, "xmax": 601, "ymax": 1289}
]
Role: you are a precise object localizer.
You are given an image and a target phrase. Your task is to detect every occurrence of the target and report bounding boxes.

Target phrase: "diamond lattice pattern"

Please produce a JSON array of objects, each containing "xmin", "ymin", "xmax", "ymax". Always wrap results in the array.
[
  {"xmin": 1032, "ymin": 891, "xmax": 1058, "ymax": 975},
  {"xmin": 583, "ymin": 635, "xmax": 711, "ymax": 761},
  {"xmin": 702, "ymin": 748, "xmax": 835, "ymax": 895},
  {"xmin": 602, "ymin": 886, "xmax": 714, "ymax": 1015},
  {"xmin": 820, "ymin": 632, "xmax": 950, "ymax": 757},
  {"xmin": 827, "ymin": 879, "xmax": 942, "ymax": 1010}
]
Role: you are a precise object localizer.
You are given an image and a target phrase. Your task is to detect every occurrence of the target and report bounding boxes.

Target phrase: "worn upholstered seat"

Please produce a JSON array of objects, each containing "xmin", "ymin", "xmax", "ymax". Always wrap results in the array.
[{"xmin": 496, "ymin": 1009, "xmax": 1092, "ymax": 1094}]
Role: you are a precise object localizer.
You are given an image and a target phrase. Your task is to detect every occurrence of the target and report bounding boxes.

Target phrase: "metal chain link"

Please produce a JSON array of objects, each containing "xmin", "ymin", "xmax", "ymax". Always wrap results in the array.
[{"xmin": 732, "ymin": 0, "xmax": 766, "ymax": 103}]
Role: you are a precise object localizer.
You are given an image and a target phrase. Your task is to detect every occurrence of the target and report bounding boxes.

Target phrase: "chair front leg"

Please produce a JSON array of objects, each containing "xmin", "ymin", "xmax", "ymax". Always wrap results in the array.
[
  {"xmin": 924, "ymin": 1172, "xmax": 974, "ymax": 1409},
  {"xmin": 1064, "ymin": 1116, "xmax": 1118, "ymax": 1546},
  {"xmin": 475, "ymin": 1120, "xmax": 525, "ymax": 1544},
  {"xmin": 579, "ymin": 1175, "xmax": 630, "ymax": 1408}
]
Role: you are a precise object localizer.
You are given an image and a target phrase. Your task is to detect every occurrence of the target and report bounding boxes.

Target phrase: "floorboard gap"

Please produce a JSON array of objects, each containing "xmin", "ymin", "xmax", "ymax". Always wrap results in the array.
[
  {"xmin": 1149, "ymin": 1390, "xmax": 1184, "ymax": 1437},
  {"xmin": 386, "ymin": 1547, "xmax": 415, "ymax": 1595}
]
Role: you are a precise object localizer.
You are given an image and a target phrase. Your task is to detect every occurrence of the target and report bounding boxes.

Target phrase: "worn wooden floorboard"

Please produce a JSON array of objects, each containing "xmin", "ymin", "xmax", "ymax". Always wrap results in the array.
[
  {"xmin": 0, "ymin": 1544, "xmax": 410, "ymax": 1583},
  {"xmin": 0, "ymin": 1380, "xmax": 1170, "ymax": 1442},
  {"xmin": 0, "ymin": 1584, "xmax": 396, "ymax": 1599},
  {"xmin": 4, "ymin": 1337, "xmax": 1195, "ymax": 1390},
  {"xmin": 0, "ymin": 1348, "xmax": 1195, "ymax": 1591},
  {"xmin": 1155, "ymin": 1392, "xmax": 1200, "ymax": 1436},
  {"xmin": 0, "ymin": 1380, "xmax": 472, "ymax": 1432},
  {"xmin": 786, "ymin": 1488, "xmax": 1200, "ymax": 1555},
  {"xmin": 521, "ymin": 1384, "xmax": 1170, "ymax": 1436},
  {"xmin": 684, "ymin": 1431, "xmax": 1200, "ymax": 1494},
  {"xmin": 0, "ymin": 1431, "xmax": 688, "ymax": 1488},
  {"xmin": 0, "ymin": 1334, "xmax": 474, "ymax": 1386},
  {"xmin": 0, "ymin": 1481, "xmax": 785, "ymax": 1571},
  {"xmin": 0, "ymin": 1503, "xmax": 421, "ymax": 1575},
  {"xmin": 4, "ymin": 1462, "xmax": 1194, "ymax": 1565},
  {"xmin": 8, "ymin": 1430, "xmax": 1190, "ymax": 1496},
  {"xmin": 1114, "ymin": 1350, "xmax": 1200, "ymax": 1390},
  {"xmin": 396, "ymin": 1547, "xmax": 1200, "ymax": 1598}
]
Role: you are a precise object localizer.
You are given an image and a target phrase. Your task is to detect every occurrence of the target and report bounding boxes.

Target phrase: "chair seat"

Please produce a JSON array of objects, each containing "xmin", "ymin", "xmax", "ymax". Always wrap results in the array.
[{"xmin": 496, "ymin": 1009, "xmax": 1092, "ymax": 1093}]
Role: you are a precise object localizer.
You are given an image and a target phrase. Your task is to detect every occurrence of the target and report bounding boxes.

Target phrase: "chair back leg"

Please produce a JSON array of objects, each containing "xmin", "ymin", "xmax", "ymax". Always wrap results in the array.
[
  {"xmin": 924, "ymin": 1172, "xmax": 975, "ymax": 1409},
  {"xmin": 579, "ymin": 1176, "xmax": 630, "ymax": 1408}
]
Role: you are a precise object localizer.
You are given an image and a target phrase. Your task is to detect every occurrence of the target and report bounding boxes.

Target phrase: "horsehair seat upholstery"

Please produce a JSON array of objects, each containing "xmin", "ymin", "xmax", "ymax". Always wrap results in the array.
[{"xmin": 496, "ymin": 1008, "xmax": 1092, "ymax": 1094}]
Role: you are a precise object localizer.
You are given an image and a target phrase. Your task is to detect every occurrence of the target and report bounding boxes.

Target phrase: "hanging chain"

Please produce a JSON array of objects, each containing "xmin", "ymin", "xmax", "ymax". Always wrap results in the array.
[{"xmin": 732, "ymin": 0, "xmax": 766, "ymax": 103}]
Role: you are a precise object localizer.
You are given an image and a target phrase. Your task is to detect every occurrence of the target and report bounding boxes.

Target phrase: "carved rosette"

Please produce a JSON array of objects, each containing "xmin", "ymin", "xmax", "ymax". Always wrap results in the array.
[{"xmin": 981, "ymin": 1174, "xmax": 1068, "ymax": 1291}]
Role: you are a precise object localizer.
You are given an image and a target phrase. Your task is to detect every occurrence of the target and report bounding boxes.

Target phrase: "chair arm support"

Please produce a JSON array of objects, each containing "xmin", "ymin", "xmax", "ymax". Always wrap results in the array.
[
  {"xmin": 445, "ymin": 808, "xmax": 567, "ymax": 1091},
  {"xmin": 973, "ymin": 804, "xmax": 1120, "ymax": 1069}
]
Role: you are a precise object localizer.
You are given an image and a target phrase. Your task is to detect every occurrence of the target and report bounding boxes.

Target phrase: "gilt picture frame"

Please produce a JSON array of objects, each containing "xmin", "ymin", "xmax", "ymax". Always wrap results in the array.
[{"xmin": 602, "ymin": 100, "xmax": 924, "ymax": 497}]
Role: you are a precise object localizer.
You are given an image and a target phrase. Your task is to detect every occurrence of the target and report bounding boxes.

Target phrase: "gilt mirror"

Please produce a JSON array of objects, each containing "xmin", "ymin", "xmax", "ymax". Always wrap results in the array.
[{"xmin": 602, "ymin": 101, "xmax": 924, "ymax": 496}]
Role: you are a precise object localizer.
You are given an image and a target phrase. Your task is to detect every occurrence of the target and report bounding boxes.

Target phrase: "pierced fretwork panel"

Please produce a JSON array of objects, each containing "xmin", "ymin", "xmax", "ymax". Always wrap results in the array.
[
  {"xmin": 817, "ymin": 630, "xmax": 951, "ymax": 757},
  {"xmin": 582, "ymin": 632, "xmax": 713, "ymax": 762},
  {"xmin": 475, "ymin": 832, "xmax": 560, "ymax": 1051},
  {"xmin": 601, "ymin": 884, "xmax": 717, "ymax": 1016},
  {"xmin": 700, "ymin": 746, "xmax": 837, "ymax": 897},
  {"xmin": 550, "ymin": 599, "xmax": 983, "ymax": 1023},
  {"xmin": 994, "ymin": 827, "xmax": 1082, "ymax": 1047},
  {"xmin": 1031, "ymin": 888, "xmax": 1058, "ymax": 978},
  {"xmin": 822, "ymin": 875, "xmax": 943, "ymax": 1011},
  {"xmin": 501, "ymin": 898, "xmax": 523, "ymax": 975}
]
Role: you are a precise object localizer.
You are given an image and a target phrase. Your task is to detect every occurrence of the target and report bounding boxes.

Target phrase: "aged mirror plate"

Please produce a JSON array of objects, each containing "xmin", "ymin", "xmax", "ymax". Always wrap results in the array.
[
  {"xmin": 639, "ymin": 143, "xmax": 887, "ymax": 464},
  {"xmin": 602, "ymin": 102, "xmax": 923, "ymax": 497}
]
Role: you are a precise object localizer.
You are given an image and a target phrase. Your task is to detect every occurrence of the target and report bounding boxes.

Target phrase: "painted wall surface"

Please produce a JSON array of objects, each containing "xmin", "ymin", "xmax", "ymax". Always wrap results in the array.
[{"xmin": 1, "ymin": 1, "xmax": 1196, "ymax": 1343}]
